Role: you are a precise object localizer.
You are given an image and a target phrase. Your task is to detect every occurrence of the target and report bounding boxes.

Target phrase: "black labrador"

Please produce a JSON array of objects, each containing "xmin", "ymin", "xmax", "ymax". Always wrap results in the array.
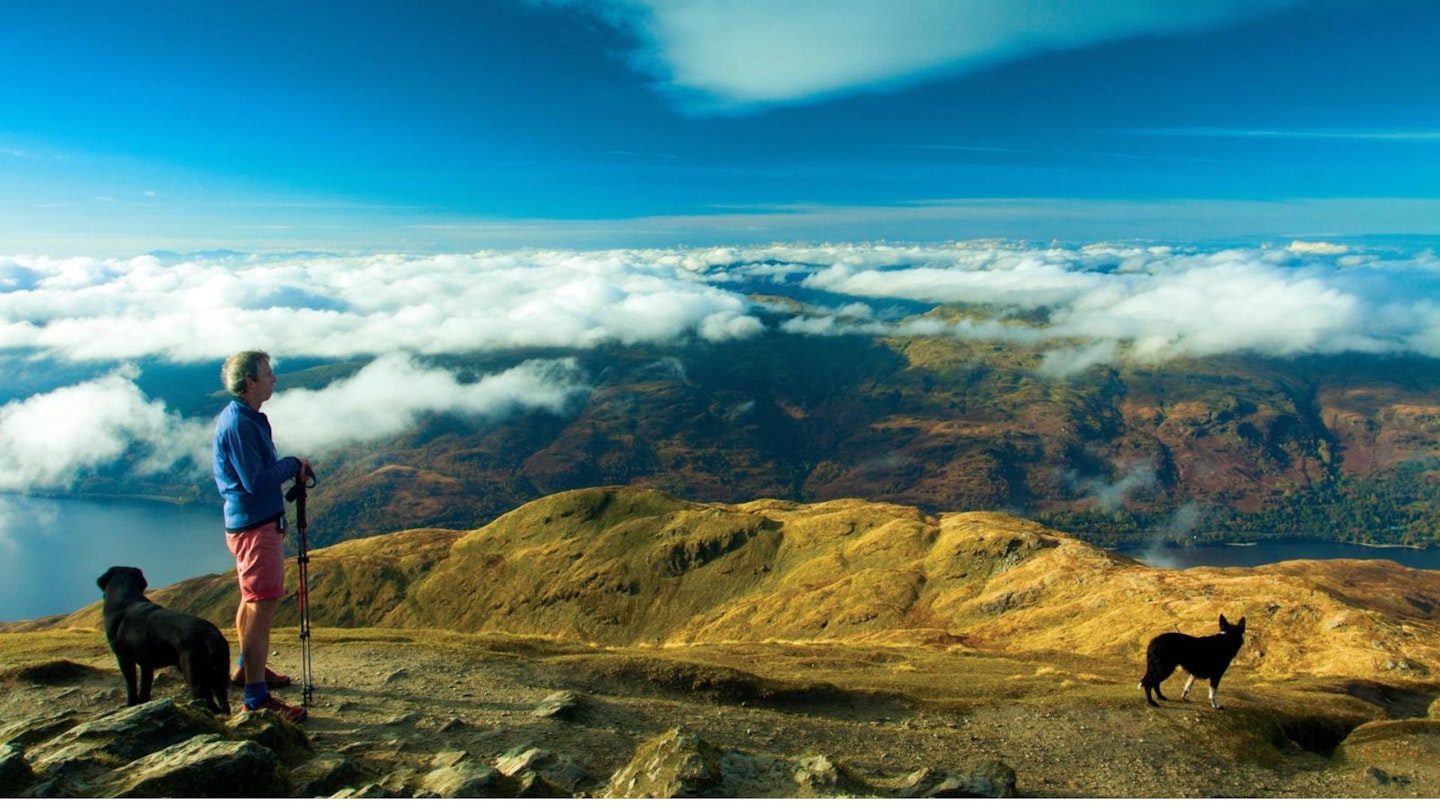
[{"xmin": 97, "ymin": 566, "xmax": 231, "ymax": 714}]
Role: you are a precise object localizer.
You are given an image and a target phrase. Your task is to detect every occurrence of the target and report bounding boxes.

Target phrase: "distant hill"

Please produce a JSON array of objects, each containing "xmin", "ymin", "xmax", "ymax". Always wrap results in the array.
[
  {"xmin": 297, "ymin": 325, "xmax": 1440, "ymax": 550},
  {"xmin": 47, "ymin": 487, "xmax": 1440, "ymax": 681}
]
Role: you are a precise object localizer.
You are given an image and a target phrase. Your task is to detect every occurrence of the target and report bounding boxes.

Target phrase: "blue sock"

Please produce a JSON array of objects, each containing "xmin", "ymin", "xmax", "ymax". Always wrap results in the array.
[
  {"xmin": 243, "ymin": 682, "xmax": 269, "ymax": 710},
  {"xmin": 236, "ymin": 653, "xmax": 244, "ymax": 670}
]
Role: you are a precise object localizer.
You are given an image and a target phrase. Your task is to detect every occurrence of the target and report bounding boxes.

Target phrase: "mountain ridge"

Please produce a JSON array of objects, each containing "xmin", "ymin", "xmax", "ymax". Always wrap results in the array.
[
  {"xmin": 30, "ymin": 486, "xmax": 1440, "ymax": 682},
  {"xmin": 6, "ymin": 486, "xmax": 1440, "ymax": 798},
  {"xmin": 289, "ymin": 336, "xmax": 1440, "ymax": 551}
]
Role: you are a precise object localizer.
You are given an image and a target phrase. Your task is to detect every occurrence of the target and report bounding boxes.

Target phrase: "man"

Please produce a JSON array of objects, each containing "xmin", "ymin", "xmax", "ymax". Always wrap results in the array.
[{"xmin": 213, "ymin": 350, "xmax": 311, "ymax": 722}]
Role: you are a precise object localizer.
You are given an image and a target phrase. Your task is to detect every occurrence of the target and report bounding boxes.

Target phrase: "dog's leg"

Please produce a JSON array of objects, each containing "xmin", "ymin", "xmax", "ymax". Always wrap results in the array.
[
  {"xmin": 138, "ymin": 665, "xmax": 155, "ymax": 703},
  {"xmin": 1141, "ymin": 680, "xmax": 1160, "ymax": 707},
  {"xmin": 1180, "ymin": 674, "xmax": 1195, "ymax": 702},
  {"xmin": 119, "ymin": 656, "xmax": 141, "ymax": 706},
  {"xmin": 1208, "ymin": 678, "xmax": 1223, "ymax": 709}
]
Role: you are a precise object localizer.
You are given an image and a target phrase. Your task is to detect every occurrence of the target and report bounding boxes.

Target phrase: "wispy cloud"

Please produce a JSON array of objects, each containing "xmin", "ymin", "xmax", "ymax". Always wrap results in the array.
[
  {"xmin": 565, "ymin": 0, "xmax": 1312, "ymax": 111},
  {"xmin": 1123, "ymin": 127, "xmax": 1440, "ymax": 141},
  {"xmin": 267, "ymin": 354, "xmax": 592, "ymax": 456},
  {"xmin": 0, "ymin": 369, "xmax": 210, "ymax": 491},
  {"xmin": 0, "ymin": 355, "xmax": 594, "ymax": 491}
]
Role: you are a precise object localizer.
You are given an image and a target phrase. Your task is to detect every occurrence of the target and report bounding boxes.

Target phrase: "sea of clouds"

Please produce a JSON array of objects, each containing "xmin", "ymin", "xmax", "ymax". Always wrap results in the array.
[{"xmin": 2, "ymin": 239, "xmax": 1438, "ymax": 492}]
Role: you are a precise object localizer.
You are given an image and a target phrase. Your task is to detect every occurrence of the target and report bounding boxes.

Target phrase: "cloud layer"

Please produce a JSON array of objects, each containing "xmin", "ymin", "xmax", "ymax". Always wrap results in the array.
[
  {"xmin": 3, "ymin": 239, "xmax": 1440, "ymax": 491},
  {"xmin": 0, "ymin": 369, "xmax": 209, "ymax": 490},
  {"xmin": 0, "ymin": 251, "xmax": 762, "ymax": 362},
  {"xmin": 267, "ymin": 355, "xmax": 591, "ymax": 456},
  {"xmin": 0, "ymin": 355, "xmax": 593, "ymax": 492},
  {"xmin": 580, "ymin": 0, "xmax": 1312, "ymax": 110}
]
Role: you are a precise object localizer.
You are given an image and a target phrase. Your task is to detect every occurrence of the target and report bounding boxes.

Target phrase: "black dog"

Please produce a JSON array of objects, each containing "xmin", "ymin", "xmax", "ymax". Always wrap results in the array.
[
  {"xmin": 1140, "ymin": 614, "xmax": 1246, "ymax": 709},
  {"xmin": 97, "ymin": 566, "xmax": 231, "ymax": 714}
]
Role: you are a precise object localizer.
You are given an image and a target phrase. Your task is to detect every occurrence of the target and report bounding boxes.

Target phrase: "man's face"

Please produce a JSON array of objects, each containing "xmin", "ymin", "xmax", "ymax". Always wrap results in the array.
[{"xmin": 248, "ymin": 358, "xmax": 277, "ymax": 404}]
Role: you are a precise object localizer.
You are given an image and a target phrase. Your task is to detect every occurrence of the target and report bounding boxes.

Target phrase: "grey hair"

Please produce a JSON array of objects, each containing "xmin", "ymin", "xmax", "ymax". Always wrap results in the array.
[{"xmin": 221, "ymin": 350, "xmax": 271, "ymax": 396}]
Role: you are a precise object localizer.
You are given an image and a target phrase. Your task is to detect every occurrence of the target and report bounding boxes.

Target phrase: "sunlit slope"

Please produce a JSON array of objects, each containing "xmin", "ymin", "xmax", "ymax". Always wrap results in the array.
[{"xmin": 53, "ymin": 487, "xmax": 1440, "ymax": 680}]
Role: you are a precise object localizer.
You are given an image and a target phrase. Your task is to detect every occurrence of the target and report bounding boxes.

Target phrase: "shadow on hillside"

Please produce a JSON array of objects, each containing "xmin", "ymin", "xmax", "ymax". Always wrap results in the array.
[{"xmin": 550, "ymin": 655, "xmax": 914, "ymax": 719}]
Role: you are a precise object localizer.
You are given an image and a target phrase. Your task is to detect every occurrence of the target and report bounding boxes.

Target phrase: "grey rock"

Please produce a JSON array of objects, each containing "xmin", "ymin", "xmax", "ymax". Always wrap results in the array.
[
  {"xmin": 603, "ymin": 729, "xmax": 864, "ymax": 799},
  {"xmin": 0, "ymin": 742, "xmax": 36, "ymax": 797},
  {"xmin": 0, "ymin": 712, "xmax": 83, "ymax": 748},
  {"xmin": 100, "ymin": 733, "xmax": 286, "ymax": 798},
  {"xmin": 900, "ymin": 761, "xmax": 1017, "ymax": 798},
  {"xmin": 421, "ymin": 759, "xmax": 503, "ymax": 798},
  {"xmin": 228, "ymin": 709, "xmax": 312, "ymax": 764},
  {"xmin": 331, "ymin": 782, "xmax": 405, "ymax": 799},
  {"xmin": 533, "ymin": 689, "xmax": 585, "ymax": 719},
  {"xmin": 603, "ymin": 728, "xmax": 728, "ymax": 798},
  {"xmin": 28, "ymin": 699, "xmax": 220, "ymax": 783},
  {"xmin": 496, "ymin": 745, "xmax": 588, "ymax": 796},
  {"xmin": 289, "ymin": 751, "xmax": 370, "ymax": 798},
  {"xmin": 793, "ymin": 753, "xmax": 863, "ymax": 795}
]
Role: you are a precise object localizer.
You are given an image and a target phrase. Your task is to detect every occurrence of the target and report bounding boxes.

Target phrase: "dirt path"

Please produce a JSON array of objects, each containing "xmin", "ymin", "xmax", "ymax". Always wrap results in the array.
[{"xmin": 0, "ymin": 628, "xmax": 1429, "ymax": 798}]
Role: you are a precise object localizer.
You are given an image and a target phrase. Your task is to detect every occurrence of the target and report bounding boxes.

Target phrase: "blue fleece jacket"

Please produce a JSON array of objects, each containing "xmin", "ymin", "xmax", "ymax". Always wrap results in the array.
[{"xmin": 213, "ymin": 399, "xmax": 300, "ymax": 532}]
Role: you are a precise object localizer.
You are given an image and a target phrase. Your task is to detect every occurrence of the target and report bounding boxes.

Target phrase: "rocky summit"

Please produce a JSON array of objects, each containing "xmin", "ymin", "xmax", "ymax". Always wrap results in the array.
[{"xmin": 3, "ymin": 487, "xmax": 1439, "ymax": 798}]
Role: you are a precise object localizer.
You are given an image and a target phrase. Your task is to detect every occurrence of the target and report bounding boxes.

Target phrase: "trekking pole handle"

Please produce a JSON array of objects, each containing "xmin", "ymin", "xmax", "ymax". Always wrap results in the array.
[{"xmin": 285, "ymin": 466, "xmax": 317, "ymax": 502}]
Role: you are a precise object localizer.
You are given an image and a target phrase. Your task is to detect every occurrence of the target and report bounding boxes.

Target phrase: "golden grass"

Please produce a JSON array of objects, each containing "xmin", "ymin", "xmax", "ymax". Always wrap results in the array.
[{"xmin": 13, "ymin": 487, "xmax": 1440, "ymax": 690}]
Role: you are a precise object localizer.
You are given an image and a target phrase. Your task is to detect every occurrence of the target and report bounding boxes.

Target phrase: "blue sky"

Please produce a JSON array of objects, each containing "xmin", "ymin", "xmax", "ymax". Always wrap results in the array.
[{"xmin": 1, "ymin": 0, "xmax": 1438, "ymax": 252}]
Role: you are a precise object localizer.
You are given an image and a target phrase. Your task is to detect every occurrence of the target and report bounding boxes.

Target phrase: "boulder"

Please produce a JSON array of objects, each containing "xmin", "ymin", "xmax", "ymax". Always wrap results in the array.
[
  {"xmin": 602, "ymin": 728, "xmax": 729, "ymax": 798},
  {"xmin": 495, "ymin": 745, "xmax": 588, "ymax": 796},
  {"xmin": 899, "ymin": 761, "xmax": 1018, "ymax": 798},
  {"xmin": 228, "ymin": 710, "xmax": 312, "ymax": 764},
  {"xmin": 421, "ymin": 750, "xmax": 504, "ymax": 798},
  {"xmin": 602, "ymin": 728, "xmax": 846, "ymax": 798},
  {"xmin": 0, "ymin": 742, "xmax": 36, "ymax": 797},
  {"xmin": 793, "ymin": 753, "xmax": 864, "ymax": 796},
  {"xmin": 533, "ymin": 689, "xmax": 586, "ymax": 719},
  {"xmin": 99, "ymin": 733, "xmax": 286, "ymax": 798},
  {"xmin": 27, "ymin": 699, "xmax": 221, "ymax": 791},
  {"xmin": 288, "ymin": 751, "xmax": 370, "ymax": 798},
  {"xmin": 0, "ymin": 711, "xmax": 83, "ymax": 748}
]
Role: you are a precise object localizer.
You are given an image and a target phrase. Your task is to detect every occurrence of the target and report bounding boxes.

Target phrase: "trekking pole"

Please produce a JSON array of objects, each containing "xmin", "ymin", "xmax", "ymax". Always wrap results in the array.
[{"xmin": 286, "ymin": 467, "xmax": 317, "ymax": 707}]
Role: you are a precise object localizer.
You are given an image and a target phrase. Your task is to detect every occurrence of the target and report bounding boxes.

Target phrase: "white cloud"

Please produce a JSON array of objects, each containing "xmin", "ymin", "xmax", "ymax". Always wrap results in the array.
[
  {"xmin": 0, "ymin": 251, "xmax": 760, "ymax": 362},
  {"xmin": 577, "ymin": 0, "xmax": 1312, "ymax": 111},
  {"xmin": 0, "ymin": 354, "xmax": 595, "ymax": 491},
  {"xmin": 779, "ymin": 241, "xmax": 1440, "ymax": 373},
  {"xmin": 265, "ymin": 354, "xmax": 592, "ymax": 456},
  {"xmin": 7, "ymin": 240, "xmax": 1440, "ymax": 492},
  {"xmin": 0, "ymin": 371, "xmax": 210, "ymax": 491}
]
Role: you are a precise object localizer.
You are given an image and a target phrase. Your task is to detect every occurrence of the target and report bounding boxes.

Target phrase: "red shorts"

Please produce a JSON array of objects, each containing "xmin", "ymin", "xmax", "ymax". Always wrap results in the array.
[{"xmin": 226, "ymin": 520, "xmax": 287, "ymax": 602}]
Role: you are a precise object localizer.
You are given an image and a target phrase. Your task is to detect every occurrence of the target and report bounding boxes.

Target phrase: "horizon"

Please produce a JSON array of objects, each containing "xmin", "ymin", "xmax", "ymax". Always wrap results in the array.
[
  {"xmin": 5, "ymin": 1, "xmax": 1440, "ymax": 505},
  {"xmin": 2, "ymin": 0, "xmax": 1437, "ymax": 253}
]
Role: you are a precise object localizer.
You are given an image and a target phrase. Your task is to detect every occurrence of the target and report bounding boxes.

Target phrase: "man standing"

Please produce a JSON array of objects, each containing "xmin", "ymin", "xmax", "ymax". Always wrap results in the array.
[{"xmin": 213, "ymin": 350, "xmax": 311, "ymax": 722}]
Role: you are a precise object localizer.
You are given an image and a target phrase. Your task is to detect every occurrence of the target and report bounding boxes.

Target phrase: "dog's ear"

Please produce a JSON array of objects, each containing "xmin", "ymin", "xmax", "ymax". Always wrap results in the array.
[
  {"xmin": 1235, "ymin": 617, "xmax": 1246, "ymax": 632},
  {"xmin": 1219, "ymin": 614, "xmax": 1230, "ymax": 631},
  {"xmin": 137, "ymin": 569, "xmax": 148, "ymax": 591},
  {"xmin": 97, "ymin": 567, "xmax": 115, "ymax": 591}
]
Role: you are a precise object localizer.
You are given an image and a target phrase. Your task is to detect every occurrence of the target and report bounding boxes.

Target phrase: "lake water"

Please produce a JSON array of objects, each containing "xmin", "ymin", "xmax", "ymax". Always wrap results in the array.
[
  {"xmin": 4, "ymin": 495, "xmax": 1440, "ymax": 623},
  {"xmin": 0, "ymin": 494, "xmax": 235, "ymax": 623},
  {"xmin": 1119, "ymin": 539, "xmax": 1440, "ymax": 570}
]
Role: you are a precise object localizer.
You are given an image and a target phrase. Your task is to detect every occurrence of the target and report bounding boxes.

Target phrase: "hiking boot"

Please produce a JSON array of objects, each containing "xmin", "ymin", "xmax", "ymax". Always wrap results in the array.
[
  {"xmin": 231, "ymin": 666, "xmax": 293, "ymax": 687},
  {"xmin": 244, "ymin": 694, "xmax": 307, "ymax": 723}
]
